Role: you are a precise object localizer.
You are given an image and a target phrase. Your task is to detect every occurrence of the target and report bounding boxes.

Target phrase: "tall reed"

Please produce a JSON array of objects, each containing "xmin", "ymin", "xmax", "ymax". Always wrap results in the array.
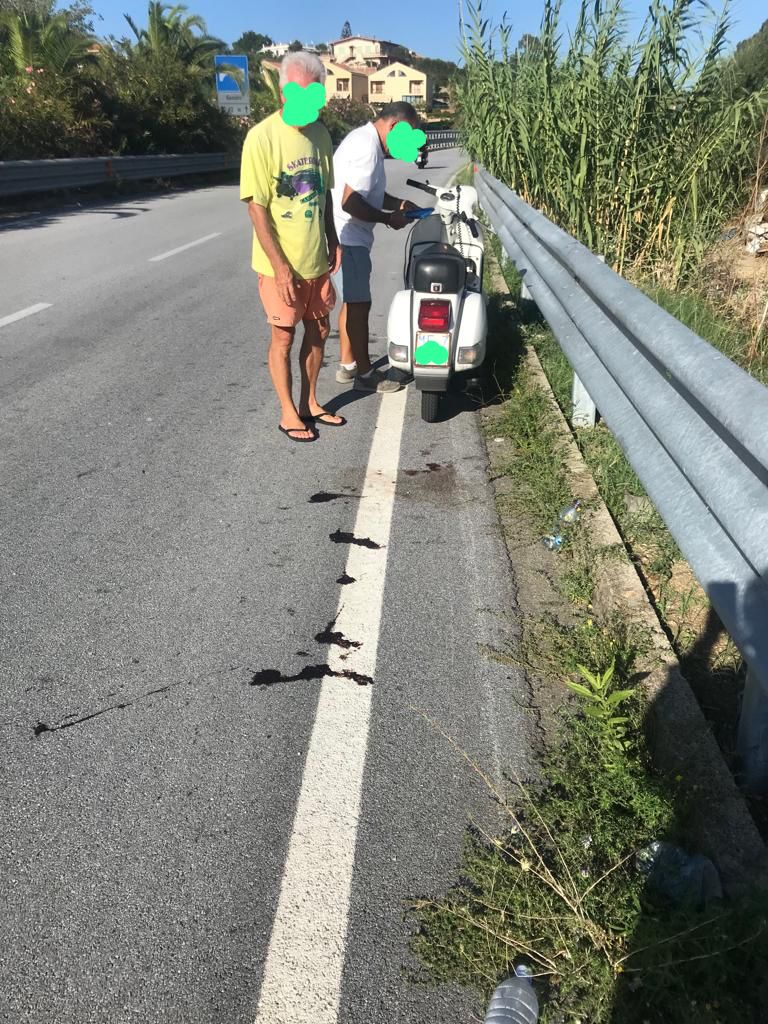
[{"xmin": 459, "ymin": 0, "xmax": 767, "ymax": 281}]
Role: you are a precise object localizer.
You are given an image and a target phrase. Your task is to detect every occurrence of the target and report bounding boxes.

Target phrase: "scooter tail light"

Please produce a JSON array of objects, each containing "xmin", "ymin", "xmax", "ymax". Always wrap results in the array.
[{"xmin": 418, "ymin": 299, "xmax": 451, "ymax": 332}]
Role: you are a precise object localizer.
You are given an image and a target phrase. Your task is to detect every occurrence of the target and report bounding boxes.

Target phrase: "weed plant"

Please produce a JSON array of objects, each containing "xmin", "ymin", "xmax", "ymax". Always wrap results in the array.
[
  {"xmin": 459, "ymin": 0, "xmax": 768, "ymax": 284},
  {"xmin": 412, "ymin": 651, "xmax": 768, "ymax": 1023}
]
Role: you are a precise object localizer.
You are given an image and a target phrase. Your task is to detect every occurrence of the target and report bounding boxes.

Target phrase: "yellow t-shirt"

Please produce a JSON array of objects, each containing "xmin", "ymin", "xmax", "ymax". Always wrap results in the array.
[{"xmin": 240, "ymin": 111, "xmax": 334, "ymax": 280}]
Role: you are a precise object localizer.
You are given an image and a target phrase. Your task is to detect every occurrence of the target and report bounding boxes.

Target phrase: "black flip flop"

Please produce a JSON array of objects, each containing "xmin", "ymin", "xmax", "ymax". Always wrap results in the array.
[
  {"xmin": 304, "ymin": 412, "xmax": 347, "ymax": 427},
  {"xmin": 278, "ymin": 424, "xmax": 317, "ymax": 443}
]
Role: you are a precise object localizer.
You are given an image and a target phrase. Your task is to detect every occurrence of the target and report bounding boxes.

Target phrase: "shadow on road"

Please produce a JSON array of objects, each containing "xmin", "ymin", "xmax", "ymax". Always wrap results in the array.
[{"xmin": 0, "ymin": 173, "xmax": 237, "ymax": 233}]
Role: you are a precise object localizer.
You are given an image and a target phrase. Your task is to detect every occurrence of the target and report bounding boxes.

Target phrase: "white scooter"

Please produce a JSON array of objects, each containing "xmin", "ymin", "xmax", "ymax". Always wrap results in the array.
[{"xmin": 387, "ymin": 178, "xmax": 487, "ymax": 422}]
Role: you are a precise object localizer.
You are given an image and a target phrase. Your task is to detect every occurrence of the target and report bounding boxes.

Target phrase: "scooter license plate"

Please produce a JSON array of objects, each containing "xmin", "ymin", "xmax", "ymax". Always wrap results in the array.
[{"xmin": 414, "ymin": 333, "xmax": 450, "ymax": 366}]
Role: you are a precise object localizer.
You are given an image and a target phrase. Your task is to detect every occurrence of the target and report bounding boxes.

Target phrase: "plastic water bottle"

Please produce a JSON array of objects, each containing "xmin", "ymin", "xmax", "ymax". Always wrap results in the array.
[
  {"xmin": 484, "ymin": 966, "xmax": 539, "ymax": 1023},
  {"xmin": 542, "ymin": 499, "xmax": 581, "ymax": 551},
  {"xmin": 559, "ymin": 499, "xmax": 581, "ymax": 524}
]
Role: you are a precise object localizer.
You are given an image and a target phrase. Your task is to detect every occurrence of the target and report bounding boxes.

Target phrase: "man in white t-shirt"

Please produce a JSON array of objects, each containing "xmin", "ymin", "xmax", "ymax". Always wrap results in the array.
[{"xmin": 331, "ymin": 102, "xmax": 420, "ymax": 394}]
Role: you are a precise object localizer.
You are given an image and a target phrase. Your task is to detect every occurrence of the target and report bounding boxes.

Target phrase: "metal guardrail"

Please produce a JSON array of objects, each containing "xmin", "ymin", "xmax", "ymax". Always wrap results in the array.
[
  {"xmin": 476, "ymin": 166, "xmax": 768, "ymax": 793},
  {"xmin": 0, "ymin": 152, "xmax": 239, "ymax": 198},
  {"xmin": 0, "ymin": 132, "xmax": 459, "ymax": 197},
  {"xmin": 424, "ymin": 130, "xmax": 459, "ymax": 151}
]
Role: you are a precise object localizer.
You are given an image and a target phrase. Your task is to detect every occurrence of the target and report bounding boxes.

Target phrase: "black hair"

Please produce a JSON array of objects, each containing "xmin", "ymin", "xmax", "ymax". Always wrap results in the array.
[{"xmin": 377, "ymin": 101, "xmax": 419, "ymax": 124}]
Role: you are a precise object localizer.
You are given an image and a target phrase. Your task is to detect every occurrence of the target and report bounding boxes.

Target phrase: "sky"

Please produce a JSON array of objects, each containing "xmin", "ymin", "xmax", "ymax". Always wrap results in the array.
[{"xmin": 87, "ymin": 0, "xmax": 767, "ymax": 62}]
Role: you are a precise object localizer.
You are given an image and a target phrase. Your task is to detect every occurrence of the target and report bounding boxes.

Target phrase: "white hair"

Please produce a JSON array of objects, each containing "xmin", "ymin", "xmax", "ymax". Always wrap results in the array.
[{"xmin": 279, "ymin": 51, "xmax": 327, "ymax": 87}]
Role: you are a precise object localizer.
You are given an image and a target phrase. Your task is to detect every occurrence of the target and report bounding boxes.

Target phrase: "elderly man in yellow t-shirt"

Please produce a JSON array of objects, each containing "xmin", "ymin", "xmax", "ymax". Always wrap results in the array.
[{"xmin": 240, "ymin": 51, "xmax": 343, "ymax": 443}]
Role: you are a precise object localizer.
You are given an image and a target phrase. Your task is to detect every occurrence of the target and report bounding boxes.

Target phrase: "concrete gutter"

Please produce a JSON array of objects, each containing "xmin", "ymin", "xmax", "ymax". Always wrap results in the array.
[{"xmin": 484, "ymin": 257, "xmax": 768, "ymax": 894}]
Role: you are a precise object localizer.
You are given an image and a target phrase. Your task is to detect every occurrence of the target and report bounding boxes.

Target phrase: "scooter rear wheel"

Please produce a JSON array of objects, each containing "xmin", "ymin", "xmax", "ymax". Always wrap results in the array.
[{"xmin": 421, "ymin": 391, "xmax": 440, "ymax": 422}]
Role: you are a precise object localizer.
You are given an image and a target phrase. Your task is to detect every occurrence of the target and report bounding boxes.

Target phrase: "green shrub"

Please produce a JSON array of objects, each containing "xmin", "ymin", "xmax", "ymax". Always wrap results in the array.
[{"xmin": 0, "ymin": 70, "xmax": 109, "ymax": 157}]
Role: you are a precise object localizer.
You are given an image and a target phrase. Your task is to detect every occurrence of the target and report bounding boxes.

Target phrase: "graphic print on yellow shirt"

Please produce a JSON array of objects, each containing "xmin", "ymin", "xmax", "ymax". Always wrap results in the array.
[{"xmin": 240, "ymin": 111, "xmax": 334, "ymax": 281}]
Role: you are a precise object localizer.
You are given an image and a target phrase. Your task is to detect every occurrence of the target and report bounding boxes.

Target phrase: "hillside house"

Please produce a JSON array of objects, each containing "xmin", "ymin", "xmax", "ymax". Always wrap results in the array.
[
  {"xmin": 330, "ymin": 35, "xmax": 403, "ymax": 69},
  {"xmin": 368, "ymin": 61, "xmax": 433, "ymax": 109}
]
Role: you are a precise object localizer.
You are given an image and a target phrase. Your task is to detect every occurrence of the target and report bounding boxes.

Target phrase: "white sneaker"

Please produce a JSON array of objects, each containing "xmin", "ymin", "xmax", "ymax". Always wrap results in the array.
[
  {"xmin": 335, "ymin": 364, "xmax": 357, "ymax": 383},
  {"xmin": 353, "ymin": 369, "xmax": 403, "ymax": 394}
]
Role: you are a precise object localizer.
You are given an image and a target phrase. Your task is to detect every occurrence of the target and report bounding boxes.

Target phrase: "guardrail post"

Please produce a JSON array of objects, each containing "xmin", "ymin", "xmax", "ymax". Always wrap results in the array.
[
  {"xmin": 736, "ymin": 666, "xmax": 768, "ymax": 794},
  {"xmin": 570, "ymin": 254, "xmax": 603, "ymax": 429},
  {"xmin": 571, "ymin": 374, "xmax": 597, "ymax": 428}
]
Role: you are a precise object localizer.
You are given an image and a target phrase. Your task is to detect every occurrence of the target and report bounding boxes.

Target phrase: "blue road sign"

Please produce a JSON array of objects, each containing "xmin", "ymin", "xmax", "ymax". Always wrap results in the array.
[
  {"xmin": 214, "ymin": 55, "xmax": 250, "ymax": 115},
  {"xmin": 215, "ymin": 54, "xmax": 249, "ymax": 94}
]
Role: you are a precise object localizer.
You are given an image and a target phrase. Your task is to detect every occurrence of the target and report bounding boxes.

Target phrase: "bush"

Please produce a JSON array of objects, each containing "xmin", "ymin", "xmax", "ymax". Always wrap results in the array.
[
  {"xmin": 320, "ymin": 96, "xmax": 373, "ymax": 146},
  {"xmin": 97, "ymin": 50, "xmax": 240, "ymax": 154},
  {"xmin": 0, "ymin": 70, "xmax": 109, "ymax": 157}
]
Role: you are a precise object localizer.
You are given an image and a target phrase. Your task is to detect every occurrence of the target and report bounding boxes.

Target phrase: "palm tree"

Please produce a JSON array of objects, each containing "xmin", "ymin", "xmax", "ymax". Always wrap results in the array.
[
  {"xmin": 0, "ymin": 8, "xmax": 97, "ymax": 76},
  {"xmin": 123, "ymin": 2, "xmax": 224, "ymax": 70}
]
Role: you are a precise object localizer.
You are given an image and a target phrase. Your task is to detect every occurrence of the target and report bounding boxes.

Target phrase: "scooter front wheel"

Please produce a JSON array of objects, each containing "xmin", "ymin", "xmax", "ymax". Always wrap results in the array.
[{"xmin": 421, "ymin": 391, "xmax": 440, "ymax": 422}]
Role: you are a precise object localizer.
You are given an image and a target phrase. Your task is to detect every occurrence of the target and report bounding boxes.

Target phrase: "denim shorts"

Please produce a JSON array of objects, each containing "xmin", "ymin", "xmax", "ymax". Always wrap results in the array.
[{"xmin": 336, "ymin": 245, "xmax": 372, "ymax": 303}]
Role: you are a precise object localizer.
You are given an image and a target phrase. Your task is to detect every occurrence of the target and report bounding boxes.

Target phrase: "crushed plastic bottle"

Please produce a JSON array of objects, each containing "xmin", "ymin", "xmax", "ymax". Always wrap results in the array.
[
  {"xmin": 541, "ymin": 499, "xmax": 581, "ymax": 551},
  {"xmin": 541, "ymin": 532, "xmax": 563, "ymax": 551},
  {"xmin": 635, "ymin": 840, "xmax": 723, "ymax": 909},
  {"xmin": 484, "ymin": 965, "xmax": 540, "ymax": 1024}
]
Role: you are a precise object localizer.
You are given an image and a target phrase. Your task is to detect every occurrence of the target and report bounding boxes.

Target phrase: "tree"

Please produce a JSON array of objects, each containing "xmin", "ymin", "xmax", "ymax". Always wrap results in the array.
[
  {"xmin": 389, "ymin": 44, "xmax": 412, "ymax": 64},
  {"xmin": 63, "ymin": 0, "xmax": 99, "ymax": 33},
  {"xmin": 409, "ymin": 55, "xmax": 462, "ymax": 92},
  {"xmin": 0, "ymin": 7, "xmax": 97, "ymax": 75},
  {"xmin": 231, "ymin": 30, "xmax": 272, "ymax": 54},
  {"xmin": 288, "ymin": 39, "xmax": 302, "ymax": 52},
  {"xmin": 0, "ymin": 0, "xmax": 51, "ymax": 15},
  {"xmin": 733, "ymin": 19, "xmax": 768, "ymax": 94},
  {"xmin": 316, "ymin": 41, "xmax": 328, "ymax": 53},
  {"xmin": 122, "ymin": 3, "xmax": 225, "ymax": 71},
  {"xmin": 340, "ymin": 20, "xmax": 351, "ymax": 39},
  {"xmin": 516, "ymin": 33, "xmax": 542, "ymax": 56}
]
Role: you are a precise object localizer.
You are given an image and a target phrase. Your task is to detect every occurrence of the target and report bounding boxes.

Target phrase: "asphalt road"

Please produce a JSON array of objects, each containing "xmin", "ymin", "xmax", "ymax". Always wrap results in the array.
[{"xmin": 0, "ymin": 150, "xmax": 533, "ymax": 1024}]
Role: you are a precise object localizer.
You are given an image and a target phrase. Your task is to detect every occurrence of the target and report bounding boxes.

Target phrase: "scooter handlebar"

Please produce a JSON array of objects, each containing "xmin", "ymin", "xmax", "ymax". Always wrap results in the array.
[{"xmin": 406, "ymin": 178, "xmax": 438, "ymax": 196}]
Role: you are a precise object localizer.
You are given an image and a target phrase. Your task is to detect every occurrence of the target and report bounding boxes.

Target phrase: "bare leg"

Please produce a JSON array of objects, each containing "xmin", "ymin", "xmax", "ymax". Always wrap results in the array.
[
  {"xmin": 299, "ymin": 317, "xmax": 344, "ymax": 424},
  {"xmin": 338, "ymin": 303, "xmax": 355, "ymax": 365},
  {"xmin": 268, "ymin": 324, "xmax": 314, "ymax": 439},
  {"xmin": 344, "ymin": 301, "xmax": 373, "ymax": 375}
]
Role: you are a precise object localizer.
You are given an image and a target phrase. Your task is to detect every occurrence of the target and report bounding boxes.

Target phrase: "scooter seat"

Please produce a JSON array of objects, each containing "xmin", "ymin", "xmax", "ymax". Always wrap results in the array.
[{"xmin": 408, "ymin": 243, "xmax": 467, "ymax": 295}]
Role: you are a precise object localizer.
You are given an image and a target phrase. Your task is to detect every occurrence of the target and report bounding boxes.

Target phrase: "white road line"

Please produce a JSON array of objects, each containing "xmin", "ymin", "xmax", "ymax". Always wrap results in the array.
[
  {"xmin": 254, "ymin": 389, "xmax": 408, "ymax": 1024},
  {"xmin": 0, "ymin": 303, "xmax": 52, "ymax": 329},
  {"xmin": 148, "ymin": 232, "xmax": 221, "ymax": 263}
]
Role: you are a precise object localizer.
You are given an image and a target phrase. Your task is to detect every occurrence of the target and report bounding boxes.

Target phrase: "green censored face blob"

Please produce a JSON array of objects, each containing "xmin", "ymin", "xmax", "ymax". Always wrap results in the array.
[
  {"xmin": 387, "ymin": 121, "xmax": 427, "ymax": 161},
  {"xmin": 282, "ymin": 81, "xmax": 326, "ymax": 127}
]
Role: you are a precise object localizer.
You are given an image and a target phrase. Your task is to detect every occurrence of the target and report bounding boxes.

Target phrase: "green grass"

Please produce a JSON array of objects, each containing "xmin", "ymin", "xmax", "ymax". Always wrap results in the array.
[
  {"xmin": 489, "ymin": 360, "xmax": 573, "ymax": 537},
  {"xmin": 453, "ymin": 162, "xmax": 474, "ymax": 187},
  {"xmin": 645, "ymin": 284, "xmax": 768, "ymax": 388},
  {"xmin": 411, "ymin": 253, "xmax": 768, "ymax": 1022},
  {"xmin": 412, "ymin": 565, "xmax": 768, "ymax": 1021}
]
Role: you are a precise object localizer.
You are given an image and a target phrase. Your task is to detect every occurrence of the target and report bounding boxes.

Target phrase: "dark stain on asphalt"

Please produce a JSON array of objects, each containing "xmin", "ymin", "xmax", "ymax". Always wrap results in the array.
[
  {"xmin": 315, "ymin": 617, "xmax": 362, "ymax": 650},
  {"xmin": 337, "ymin": 572, "xmax": 356, "ymax": 585},
  {"xmin": 34, "ymin": 682, "xmax": 175, "ymax": 736},
  {"xmin": 309, "ymin": 491, "xmax": 348, "ymax": 503},
  {"xmin": 329, "ymin": 529, "xmax": 381, "ymax": 549},
  {"xmin": 404, "ymin": 462, "xmax": 444, "ymax": 476},
  {"xmin": 250, "ymin": 664, "xmax": 372, "ymax": 688},
  {"xmin": 32, "ymin": 665, "xmax": 239, "ymax": 737},
  {"xmin": 296, "ymin": 650, "xmax": 310, "ymax": 657},
  {"xmin": 76, "ymin": 468, "xmax": 97, "ymax": 479}
]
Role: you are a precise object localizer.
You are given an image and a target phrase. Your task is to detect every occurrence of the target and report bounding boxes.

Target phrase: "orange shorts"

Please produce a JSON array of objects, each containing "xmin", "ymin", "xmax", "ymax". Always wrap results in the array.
[{"xmin": 257, "ymin": 272, "xmax": 336, "ymax": 328}]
